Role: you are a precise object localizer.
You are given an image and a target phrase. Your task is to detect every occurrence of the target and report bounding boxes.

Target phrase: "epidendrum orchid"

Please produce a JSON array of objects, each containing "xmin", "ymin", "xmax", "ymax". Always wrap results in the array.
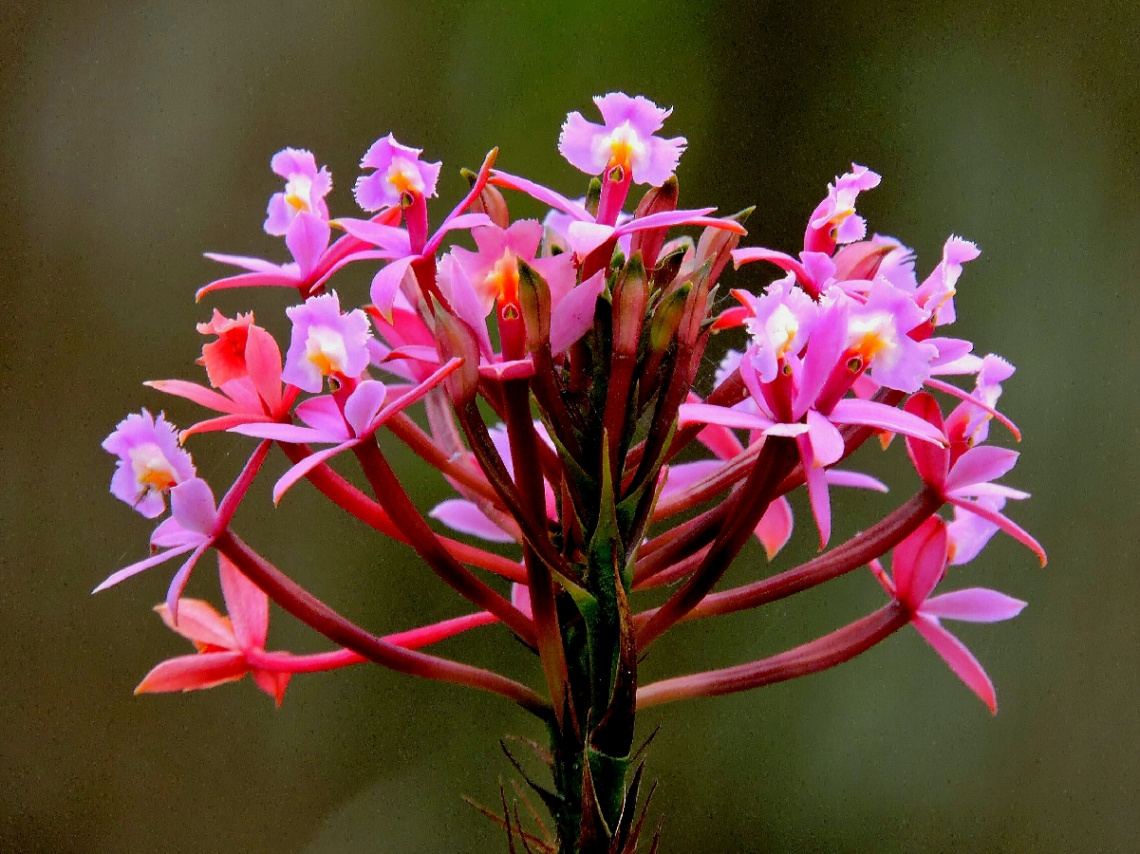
[{"xmin": 100, "ymin": 92, "xmax": 1043, "ymax": 853}]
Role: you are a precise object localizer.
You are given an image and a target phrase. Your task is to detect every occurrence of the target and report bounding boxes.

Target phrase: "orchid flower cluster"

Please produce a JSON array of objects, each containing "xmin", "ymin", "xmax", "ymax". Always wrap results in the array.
[{"xmin": 101, "ymin": 93, "xmax": 1043, "ymax": 853}]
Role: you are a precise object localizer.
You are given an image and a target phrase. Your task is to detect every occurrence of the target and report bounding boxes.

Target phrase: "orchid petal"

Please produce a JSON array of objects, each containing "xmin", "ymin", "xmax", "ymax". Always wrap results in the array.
[
  {"xmin": 219, "ymin": 553, "xmax": 270, "ymax": 651},
  {"xmin": 829, "ymin": 397, "xmax": 947, "ymax": 446},
  {"xmin": 944, "ymin": 446, "xmax": 1019, "ymax": 494},
  {"xmin": 824, "ymin": 469, "xmax": 889, "ymax": 492},
  {"xmin": 144, "ymin": 380, "xmax": 245, "ymax": 414},
  {"xmin": 912, "ymin": 614, "xmax": 997, "ymax": 714},
  {"xmin": 550, "ymin": 271, "xmax": 606, "ymax": 354},
  {"xmin": 490, "ymin": 170, "xmax": 592, "ymax": 220},
  {"xmin": 755, "ymin": 496, "xmax": 794, "ymax": 560},
  {"xmin": 946, "ymin": 496, "xmax": 1047, "ymax": 566},
  {"xmin": 273, "ymin": 443, "xmax": 355, "ymax": 504},
  {"xmin": 135, "ymin": 651, "xmax": 248, "ymax": 694},
  {"xmin": 370, "ymin": 256, "xmax": 416, "ymax": 322},
  {"xmin": 92, "ymin": 544, "xmax": 195, "ymax": 593},
  {"xmin": 430, "ymin": 499, "xmax": 517, "ymax": 543},
  {"xmin": 922, "ymin": 588, "xmax": 1027, "ymax": 623},
  {"xmin": 155, "ymin": 598, "xmax": 236, "ymax": 650}
]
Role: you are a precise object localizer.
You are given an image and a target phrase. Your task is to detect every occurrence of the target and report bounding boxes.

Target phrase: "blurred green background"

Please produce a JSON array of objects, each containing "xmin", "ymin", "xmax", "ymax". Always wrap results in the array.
[{"xmin": 2, "ymin": 1, "xmax": 1137, "ymax": 851}]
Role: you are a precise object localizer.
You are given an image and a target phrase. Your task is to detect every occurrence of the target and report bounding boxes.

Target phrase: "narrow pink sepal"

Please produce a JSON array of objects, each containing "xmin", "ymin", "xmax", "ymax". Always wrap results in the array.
[
  {"xmin": 145, "ymin": 380, "xmax": 245, "ymax": 415},
  {"xmin": 946, "ymin": 496, "xmax": 1047, "ymax": 566},
  {"xmin": 678, "ymin": 403, "xmax": 767, "ymax": 432},
  {"xmin": 382, "ymin": 611, "xmax": 500, "ymax": 649},
  {"xmin": 195, "ymin": 269, "xmax": 299, "ymax": 301},
  {"xmin": 135, "ymin": 651, "xmax": 248, "ymax": 695},
  {"xmin": 251, "ymin": 669, "xmax": 290, "ymax": 706},
  {"xmin": 829, "ymin": 398, "xmax": 947, "ymax": 446},
  {"xmin": 165, "ymin": 543, "xmax": 211, "ymax": 621},
  {"xmin": 912, "ymin": 614, "xmax": 998, "ymax": 714},
  {"xmin": 893, "ymin": 517, "xmax": 949, "ymax": 608},
  {"xmin": 273, "ymin": 443, "xmax": 354, "ymax": 504},
  {"xmin": 824, "ymin": 469, "xmax": 889, "ymax": 492},
  {"xmin": 93, "ymin": 545, "xmax": 194, "ymax": 593},
  {"xmin": 203, "ymin": 252, "xmax": 284, "ymax": 274},
  {"xmin": 797, "ymin": 434, "xmax": 831, "ymax": 549},
  {"xmin": 333, "ymin": 218, "xmax": 412, "ymax": 254},
  {"xmin": 922, "ymin": 588, "xmax": 1027, "ymax": 623},
  {"xmin": 229, "ymin": 422, "xmax": 331, "ymax": 444},
  {"xmin": 489, "ymin": 170, "xmax": 592, "ymax": 220}
]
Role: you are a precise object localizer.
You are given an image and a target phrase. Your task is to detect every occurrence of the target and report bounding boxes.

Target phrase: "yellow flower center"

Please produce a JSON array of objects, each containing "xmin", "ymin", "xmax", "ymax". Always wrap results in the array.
[
  {"xmin": 305, "ymin": 326, "xmax": 348, "ymax": 377},
  {"xmin": 603, "ymin": 122, "xmax": 646, "ymax": 172},
  {"xmin": 129, "ymin": 444, "xmax": 179, "ymax": 493}
]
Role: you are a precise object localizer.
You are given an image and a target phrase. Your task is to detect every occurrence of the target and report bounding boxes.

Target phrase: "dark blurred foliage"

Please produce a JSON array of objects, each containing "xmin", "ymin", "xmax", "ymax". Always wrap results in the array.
[{"xmin": 1, "ymin": 1, "xmax": 1136, "ymax": 851}]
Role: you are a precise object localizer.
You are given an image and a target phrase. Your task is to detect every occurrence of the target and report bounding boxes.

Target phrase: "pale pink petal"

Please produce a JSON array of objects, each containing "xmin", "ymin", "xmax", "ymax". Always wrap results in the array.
[
  {"xmin": 285, "ymin": 211, "xmax": 330, "ymax": 276},
  {"xmin": 806, "ymin": 410, "xmax": 845, "ymax": 467},
  {"xmin": 203, "ymin": 252, "xmax": 285, "ymax": 274},
  {"xmin": 661, "ymin": 460, "xmax": 724, "ymax": 497},
  {"xmin": 558, "ymin": 110, "xmax": 610, "ymax": 175},
  {"xmin": 229, "ymin": 422, "xmax": 333, "ymax": 444},
  {"xmin": 343, "ymin": 380, "xmax": 389, "ymax": 436},
  {"xmin": 550, "ymin": 271, "xmax": 606, "ymax": 354},
  {"xmin": 478, "ymin": 360, "xmax": 536, "ymax": 381},
  {"xmin": 168, "ymin": 478, "xmax": 218, "ymax": 536},
  {"xmin": 912, "ymin": 614, "xmax": 997, "ymax": 714},
  {"xmin": 824, "ymin": 469, "xmax": 888, "ymax": 492},
  {"xmin": 430, "ymin": 499, "xmax": 516, "ymax": 543},
  {"xmin": 92, "ymin": 545, "xmax": 195, "ymax": 593},
  {"xmin": 567, "ymin": 221, "xmax": 617, "ymax": 258},
  {"xmin": 922, "ymin": 588, "xmax": 1027, "ymax": 623},
  {"xmin": 944, "ymin": 446, "xmax": 1019, "ymax": 494},
  {"xmin": 370, "ymin": 256, "xmax": 416, "ymax": 321},
  {"xmin": 294, "ymin": 395, "xmax": 348, "ymax": 436}
]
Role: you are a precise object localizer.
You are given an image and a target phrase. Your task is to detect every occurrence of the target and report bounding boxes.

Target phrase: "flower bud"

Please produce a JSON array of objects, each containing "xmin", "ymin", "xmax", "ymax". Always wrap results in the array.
[
  {"xmin": 630, "ymin": 176, "xmax": 679, "ymax": 270},
  {"xmin": 431, "ymin": 300, "xmax": 481, "ymax": 405}
]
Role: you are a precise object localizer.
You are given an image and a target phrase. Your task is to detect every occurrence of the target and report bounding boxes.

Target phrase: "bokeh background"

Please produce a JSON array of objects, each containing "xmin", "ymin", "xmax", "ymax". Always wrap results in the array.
[{"xmin": 2, "ymin": 1, "xmax": 1137, "ymax": 851}]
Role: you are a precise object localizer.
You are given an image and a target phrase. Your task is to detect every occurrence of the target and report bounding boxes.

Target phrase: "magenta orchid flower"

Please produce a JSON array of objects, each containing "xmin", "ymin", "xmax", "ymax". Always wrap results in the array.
[
  {"xmin": 147, "ymin": 311, "xmax": 296, "ymax": 438},
  {"xmin": 95, "ymin": 475, "xmax": 222, "ymax": 627},
  {"xmin": 873, "ymin": 517, "xmax": 1027, "ymax": 713},
  {"xmin": 354, "ymin": 134, "xmax": 442, "ymax": 211},
  {"xmin": 282, "ymin": 291, "xmax": 373, "ymax": 393},
  {"xmin": 136, "ymin": 553, "xmax": 291, "ymax": 706},
  {"xmin": 102, "ymin": 410, "xmax": 196, "ymax": 518},
  {"xmin": 558, "ymin": 93, "xmax": 687, "ymax": 187},
  {"xmin": 904, "ymin": 393, "xmax": 1045, "ymax": 564}
]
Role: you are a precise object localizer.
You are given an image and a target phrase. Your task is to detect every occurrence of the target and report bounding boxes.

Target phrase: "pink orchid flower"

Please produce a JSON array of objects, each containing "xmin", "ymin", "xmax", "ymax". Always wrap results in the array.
[
  {"xmin": 903, "ymin": 393, "xmax": 1045, "ymax": 565},
  {"xmin": 354, "ymin": 134, "xmax": 442, "ymax": 211},
  {"xmin": 282, "ymin": 291, "xmax": 373, "ymax": 393},
  {"xmin": 873, "ymin": 517, "xmax": 1027, "ymax": 713},
  {"xmin": 147, "ymin": 311, "xmax": 296, "ymax": 438},
  {"xmin": 136, "ymin": 553, "xmax": 291, "ymax": 706},
  {"xmin": 103, "ymin": 410, "xmax": 195, "ymax": 518},
  {"xmin": 199, "ymin": 147, "xmax": 405, "ymax": 302},
  {"xmin": 558, "ymin": 93, "xmax": 687, "ymax": 188},
  {"xmin": 263, "ymin": 148, "xmax": 332, "ymax": 236}
]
